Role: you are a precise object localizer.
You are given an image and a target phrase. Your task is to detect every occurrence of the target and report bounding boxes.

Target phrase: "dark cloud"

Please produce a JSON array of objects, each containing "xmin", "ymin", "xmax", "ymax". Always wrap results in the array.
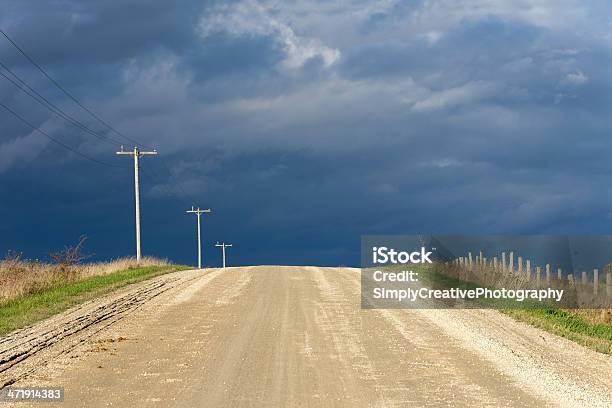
[
  {"xmin": 185, "ymin": 32, "xmax": 285, "ymax": 82},
  {"xmin": 1, "ymin": 0, "xmax": 611, "ymax": 267},
  {"xmin": 1, "ymin": 1, "xmax": 203, "ymax": 65}
]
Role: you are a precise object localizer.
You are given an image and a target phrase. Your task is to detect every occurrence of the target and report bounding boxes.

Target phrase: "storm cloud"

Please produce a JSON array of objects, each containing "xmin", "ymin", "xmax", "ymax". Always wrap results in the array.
[{"xmin": 1, "ymin": 0, "xmax": 611, "ymax": 266}]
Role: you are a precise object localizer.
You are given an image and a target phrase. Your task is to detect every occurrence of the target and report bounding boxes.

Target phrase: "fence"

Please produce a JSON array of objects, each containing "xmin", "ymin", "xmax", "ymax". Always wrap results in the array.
[{"xmin": 449, "ymin": 250, "xmax": 612, "ymax": 306}]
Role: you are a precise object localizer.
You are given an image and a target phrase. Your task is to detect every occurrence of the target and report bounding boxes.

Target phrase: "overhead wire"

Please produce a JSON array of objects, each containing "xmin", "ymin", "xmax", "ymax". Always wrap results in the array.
[
  {"xmin": 0, "ymin": 29, "xmax": 202, "ymax": 207},
  {"xmin": 0, "ymin": 29, "xmax": 148, "ymax": 149},
  {"xmin": 0, "ymin": 100, "xmax": 128, "ymax": 168},
  {"xmin": 0, "ymin": 61, "xmax": 125, "ymax": 146}
]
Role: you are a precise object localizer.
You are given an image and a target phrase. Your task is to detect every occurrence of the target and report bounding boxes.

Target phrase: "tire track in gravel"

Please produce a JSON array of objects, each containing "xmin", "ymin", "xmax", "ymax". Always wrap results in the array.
[
  {"xmin": 1, "ymin": 266, "xmax": 610, "ymax": 408},
  {"xmin": 0, "ymin": 268, "xmax": 211, "ymax": 387},
  {"xmin": 334, "ymin": 267, "xmax": 612, "ymax": 408},
  {"xmin": 307, "ymin": 266, "xmax": 392, "ymax": 407}
]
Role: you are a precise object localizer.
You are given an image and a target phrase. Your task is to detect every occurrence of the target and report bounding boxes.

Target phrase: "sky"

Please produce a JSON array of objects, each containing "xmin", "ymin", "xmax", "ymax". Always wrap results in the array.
[{"xmin": 1, "ymin": 0, "xmax": 611, "ymax": 267}]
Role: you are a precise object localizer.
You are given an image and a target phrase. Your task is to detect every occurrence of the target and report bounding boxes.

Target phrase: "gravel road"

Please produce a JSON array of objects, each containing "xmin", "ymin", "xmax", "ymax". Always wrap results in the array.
[{"xmin": 1, "ymin": 266, "xmax": 610, "ymax": 407}]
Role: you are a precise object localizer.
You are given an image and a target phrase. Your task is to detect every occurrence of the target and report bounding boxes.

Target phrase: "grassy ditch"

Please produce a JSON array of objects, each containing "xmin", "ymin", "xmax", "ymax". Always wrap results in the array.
[
  {"xmin": 502, "ymin": 308, "xmax": 612, "ymax": 355},
  {"xmin": 426, "ymin": 265, "xmax": 612, "ymax": 354},
  {"xmin": 0, "ymin": 263, "xmax": 189, "ymax": 336},
  {"xmin": 382, "ymin": 265, "xmax": 612, "ymax": 355}
]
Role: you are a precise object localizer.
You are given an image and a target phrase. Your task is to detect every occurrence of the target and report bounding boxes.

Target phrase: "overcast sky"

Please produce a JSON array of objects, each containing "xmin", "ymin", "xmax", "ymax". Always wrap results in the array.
[{"xmin": 1, "ymin": 0, "xmax": 611, "ymax": 267}]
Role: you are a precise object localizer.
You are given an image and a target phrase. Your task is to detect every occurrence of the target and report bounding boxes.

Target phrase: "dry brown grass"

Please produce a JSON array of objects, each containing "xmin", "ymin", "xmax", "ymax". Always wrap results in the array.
[
  {"xmin": 572, "ymin": 309, "xmax": 612, "ymax": 325},
  {"xmin": 0, "ymin": 256, "xmax": 170, "ymax": 301},
  {"xmin": 437, "ymin": 262, "xmax": 612, "ymax": 309}
]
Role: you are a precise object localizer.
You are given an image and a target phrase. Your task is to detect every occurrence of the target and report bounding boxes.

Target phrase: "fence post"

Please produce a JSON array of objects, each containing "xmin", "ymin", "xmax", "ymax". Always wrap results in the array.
[
  {"xmin": 593, "ymin": 269, "xmax": 598, "ymax": 296},
  {"xmin": 536, "ymin": 266, "xmax": 541, "ymax": 287},
  {"xmin": 525, "ymin": 260, "xmax": 531, "ymax": 281},
  {"xmin": 518, "ymin": 256, "xmax": 523, "ymax": 275},
  {"xmin": 468, "ymin": 252, "xmax": 473, "ymax": 271},
  {"xmin": 568, "ymin": 274, "xmax": 574, "ymax": 285},
  {"xmin": 546, "ymin": 264, "xmax": 551, "ymax": 285},
  {"xmin": 509, "ymin": 252, "xmax": 514, "ymax": 274},
  {"xmin": 502, "ymin": 252, "xmax": 506, "ymax": 273},
  {"xmin": 607, "ymin": 272, "xmax": 612, "ymax": 298},
  {"xmin": 582, "ymin": 271, "xmax": 588, "ymax": 286},
  {"xmin": 557, "ymin": 268, "xmax": 562, "ymax": 281},
  {"xmin": 493, "ymin": 257, "xmax": 498, "ymax": 271},
  {"xmin": 480, "ymin": 250, "xmax": 483, "ymax": 266}
]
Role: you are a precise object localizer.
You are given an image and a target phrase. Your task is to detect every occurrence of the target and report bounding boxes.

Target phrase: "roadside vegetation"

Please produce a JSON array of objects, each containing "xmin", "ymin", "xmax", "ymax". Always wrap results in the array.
[
  {"xmin": 391, "ymin": 265, "xmax": 612, "ymax": 355},
  {"xmin": 426, "ymin": 263, "xmax": 612, "ymax": 354},
  {"xmin": 0, "ymin": 237, "xmax": 189, "ymax": 335},
  {"xmin": 503, "ymin": 308, "xmax": 612, "ymax": 355}
]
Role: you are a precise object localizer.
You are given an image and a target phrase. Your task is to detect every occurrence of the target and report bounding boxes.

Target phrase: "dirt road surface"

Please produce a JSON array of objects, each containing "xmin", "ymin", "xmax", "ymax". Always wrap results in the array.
[{"xmin": 1, "ymin": 266, "xmax": 610, "ymax": 407}]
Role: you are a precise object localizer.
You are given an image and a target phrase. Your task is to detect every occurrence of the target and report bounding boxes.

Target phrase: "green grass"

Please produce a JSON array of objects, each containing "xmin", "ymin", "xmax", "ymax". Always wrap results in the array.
[
  {"xmin": 0, "ymin": 264, "xmax": 189, "ymax": 336},
  {"xmin": 426, "ymin": 265, "xmax": 612, "ymax": 354},
  {"xmin": 377, "ymin": 264, "xmax": 612, "ymax": 354},
  {"xmin": 502, "ymin": 308, "xmax": 612, "ymax": 355}
]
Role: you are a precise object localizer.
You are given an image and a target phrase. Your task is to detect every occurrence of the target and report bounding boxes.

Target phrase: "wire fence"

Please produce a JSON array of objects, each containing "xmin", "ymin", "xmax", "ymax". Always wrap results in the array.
[{"xmin": 445, "ymin": 251, "xmax": 612, "ymax": 307}]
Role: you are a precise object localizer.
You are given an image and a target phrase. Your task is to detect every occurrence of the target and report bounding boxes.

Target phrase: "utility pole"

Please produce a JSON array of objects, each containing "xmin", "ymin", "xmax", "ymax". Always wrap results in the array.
[
  {"xmin": 215, "ymin": 242, "xmax": 233, "ymax": 268},
  {"xmin": 186, "ymin": 207, "xmax": 211, "ymax": 269},
  {"xmin": 116, "ymin": 146, "xmax": 157, "ymax": 261}
]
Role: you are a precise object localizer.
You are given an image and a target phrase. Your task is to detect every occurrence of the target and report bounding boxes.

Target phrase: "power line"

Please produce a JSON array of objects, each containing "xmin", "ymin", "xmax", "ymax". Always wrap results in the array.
[
  {"xmin": 116, "ymin": 146, "xmax": 158, "ymax": 260},
  {"xmin": 0, "ymin": 62, "xmax": 199, "ymax": 205},
  {"xmin": 187, "ymin": 206, "xmax": 212, "ymax": 269},
  {"xmin": 215, "ymin": 242, "xmax": 232, "ymax": 268},
  {"xmin": 0, "ymin": 61, "xmax": 125, "ymax": 146},
  {"xmin": 0, "ymin": 29, "xmax": 203, "ymax": 207},
  {"xmin": 0, "ymin": 58, "xmax": 198, "ymax": 203},
  {"xmin": 0, "ymin": 29, "xmax": 148, "ymax": 149},
  {"xmin": 0, "ymin": 100, "xmax": 127, "ymax": 168}
]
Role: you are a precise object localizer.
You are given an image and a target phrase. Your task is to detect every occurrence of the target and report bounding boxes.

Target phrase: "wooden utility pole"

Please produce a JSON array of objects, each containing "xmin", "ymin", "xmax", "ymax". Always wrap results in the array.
[
  {"xmin": 187, "ymin": 207, "xmax": 211, "ymax": 269},
  {"xmin": 215, "ymin": 242, "xmax": 232, "ymax": 268},
  {"xmin": 116, "ymin": 146, "xmax": 157, "ymax": 261}
]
